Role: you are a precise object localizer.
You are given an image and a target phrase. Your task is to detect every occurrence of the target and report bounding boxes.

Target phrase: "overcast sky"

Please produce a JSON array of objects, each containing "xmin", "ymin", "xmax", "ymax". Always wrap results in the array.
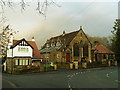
[{"xmin": 4, "ymin": 0, "xmax": 118, "ymax": 48}]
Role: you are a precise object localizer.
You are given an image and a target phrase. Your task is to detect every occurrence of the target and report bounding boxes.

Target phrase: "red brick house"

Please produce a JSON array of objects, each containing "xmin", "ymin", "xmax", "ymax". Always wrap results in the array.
[{"xmin": 92, "ymin": 40, "xmax": 115, "ymax": 63}]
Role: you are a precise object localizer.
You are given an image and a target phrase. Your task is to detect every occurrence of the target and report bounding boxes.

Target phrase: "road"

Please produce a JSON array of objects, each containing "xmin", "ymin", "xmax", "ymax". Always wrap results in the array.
[{"xmin": 2, "ymin": 66, "xmax": 119, "ymax": 89}]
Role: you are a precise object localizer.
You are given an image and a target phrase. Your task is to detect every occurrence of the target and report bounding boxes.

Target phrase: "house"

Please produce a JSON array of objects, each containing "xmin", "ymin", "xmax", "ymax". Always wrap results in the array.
[
  {"xmin": 40, "ymin": 26, "xmax": 92, "ymax": 65},
  {"xmin": 91, "ymin": 40, "xmax": 115, "ymax": 63},
  {"xmin": 6, "ymin": 33, "xmax": 42, "ymax": 73}
]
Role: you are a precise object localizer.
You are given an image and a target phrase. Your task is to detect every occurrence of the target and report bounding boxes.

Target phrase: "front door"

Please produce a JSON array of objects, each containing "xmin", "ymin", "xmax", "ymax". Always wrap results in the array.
[
  {"xmin": 95, "ymin": 54, "xmax": 97, "ymax": 61},
  {"xmin": 66, "ymin": 53, "xmax": 70, "ymax": 62}
]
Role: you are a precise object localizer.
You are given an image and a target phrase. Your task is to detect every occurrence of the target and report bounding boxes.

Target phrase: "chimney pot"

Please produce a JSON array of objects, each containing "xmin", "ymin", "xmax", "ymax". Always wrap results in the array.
[
  {"xmin": 80, "ymin": 26, "xmax": 82, "ymax": 30},
  {"xmin": 32, "ymin": 37, "xmax": 35, "ymax": 41},
  {"xmin": 63, "ymin": 31, "xmax": 65, "ymax": 36}
]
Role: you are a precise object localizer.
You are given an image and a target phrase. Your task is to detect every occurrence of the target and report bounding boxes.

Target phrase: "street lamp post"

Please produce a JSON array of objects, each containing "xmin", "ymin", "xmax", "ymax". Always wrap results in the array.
[{"xmin": 46, "ymin": 52, "xmax": 48, "ymax": 72}]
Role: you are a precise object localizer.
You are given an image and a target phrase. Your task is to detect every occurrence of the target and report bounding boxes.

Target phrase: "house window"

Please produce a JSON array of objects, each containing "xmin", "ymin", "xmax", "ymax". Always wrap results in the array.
[
  {"xmin": 20, "ymin": 59, "xmax": 23, "ymax": 65},
  {"xmin": 51, "ymin": 42, "xmax": 55, "ymax": 47},
  {"xmin": 103, "ymin": 54, "xmax": 106, "ymax": 59},
  {"xmin": 46, "ymin": 43, "xmax": 49, "ymax": 48},
  {"xmin": 26, "ymin": 48, "xmax": 29, "ymax": 52},
  {"xmin": 56, "ymin": 42, "xmax": 61, "ymax": 47},
  {"xmin": 23, "ymin": 59, "xmax": 26, "ymax": 65},
  {"xmin": 15, "ymin": 59, "xmax": 30, "ymax": 66},
  {"xmin": 18, "ymin": 47, "xmax": 20, "ymax": 52},
  {"xmin": 26, "ymin": 60, "xmax": 28, "ymax": 65},
  {"xmin": 15, "ymin": 59, "xmax": 18, "ymax": 65},
  {"xmin": 18, "ymin": 47, "xmax": 29, "ymax": 52}
]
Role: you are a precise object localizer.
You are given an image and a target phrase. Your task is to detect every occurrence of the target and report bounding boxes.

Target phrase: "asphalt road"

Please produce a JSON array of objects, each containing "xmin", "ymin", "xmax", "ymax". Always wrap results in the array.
[{"xmin": 2, "ymin": 66, "xmax": 119, "ymax": 89}]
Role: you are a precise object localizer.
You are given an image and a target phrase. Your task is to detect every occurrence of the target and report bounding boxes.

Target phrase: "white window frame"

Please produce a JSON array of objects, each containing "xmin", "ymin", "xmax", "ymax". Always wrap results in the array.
[
  {"xmin": 26, "ymin": 59, "xmax": 28, "ymax": 65},
  {"xmin": 20, "ymin": 59, "xmax": 23, "ymax": 65},
  {"xmin": 15, "ymin": 59, "xmax": 18, "ymax": 65},
  {"xmin": 23, "ymin": 59, "xmax": 26, "ymax": 65}
]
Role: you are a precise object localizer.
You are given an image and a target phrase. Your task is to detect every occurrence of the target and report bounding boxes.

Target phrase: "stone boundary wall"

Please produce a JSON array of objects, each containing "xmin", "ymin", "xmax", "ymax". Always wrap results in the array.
[{"xmin": 57, "ymin": 62, "xmax": 70, "ymax": 69}]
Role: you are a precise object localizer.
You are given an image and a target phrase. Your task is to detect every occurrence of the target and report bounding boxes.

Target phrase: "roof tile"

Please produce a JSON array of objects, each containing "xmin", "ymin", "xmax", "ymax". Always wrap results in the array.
[
  {"xmin": 13, "ymin": 40, "xmax": 42, "ymax": 59},
  {"xmin": 92, "ymin": 44, "xmax": 114, "ymax": 54}
]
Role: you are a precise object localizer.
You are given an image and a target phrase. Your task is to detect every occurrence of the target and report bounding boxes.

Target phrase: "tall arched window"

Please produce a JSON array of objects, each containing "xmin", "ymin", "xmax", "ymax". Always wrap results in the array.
[
  {"xmin": 80, "ymin": 40, "xmax": 83, "ymax": 47},
  {"xmin": 74, "ymin": 43, "xmax": 79, "ymax": 57},
  {"xmin": 83, "ymin": 44, "xmax": 88, "ymax": 57}
]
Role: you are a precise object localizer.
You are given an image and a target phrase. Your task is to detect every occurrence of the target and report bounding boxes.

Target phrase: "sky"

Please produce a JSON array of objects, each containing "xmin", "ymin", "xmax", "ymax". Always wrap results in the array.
[{"xmin": 3, "ymin": 0, "xmax": 118, "ymax": 49}]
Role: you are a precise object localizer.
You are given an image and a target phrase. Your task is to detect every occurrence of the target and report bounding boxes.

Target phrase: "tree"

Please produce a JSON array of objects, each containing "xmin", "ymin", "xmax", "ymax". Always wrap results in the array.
[
  {"xmin": 0, "ymin": 0, "xmax": 59, "ymax": 16},
  {"xmin": 0, "ymin": 24, "xmax": 12, "ymax": 55},
  {"xmin": 112, "ymin": 19, "xmax": 120, "ymax": 63},
  {"xmin": 0, "ymin": 0, "xmax": 59, "ymax": 55},
  {"xmin": 87, "ymin": 35, "xmax": 111, "ymax": 49}
]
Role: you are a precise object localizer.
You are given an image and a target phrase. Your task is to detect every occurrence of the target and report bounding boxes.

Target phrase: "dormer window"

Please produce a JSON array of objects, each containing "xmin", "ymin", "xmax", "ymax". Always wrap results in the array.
[
  {"xmin": 51, "ymin": 42, "xmax": 55, "ymax": 47},
  {"xmin": 56, "ymin": 41, "xmax": 61, "ymax": 47},
  {"xmin": 46, "ymin": 43, "xmax": 49, "ymax": 48}
]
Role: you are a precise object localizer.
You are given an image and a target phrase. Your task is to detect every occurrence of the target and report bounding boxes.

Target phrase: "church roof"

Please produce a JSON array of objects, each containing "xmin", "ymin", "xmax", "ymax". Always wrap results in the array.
[
  {"xmin": 42, "ymin": 30, "xmax": 80, "ymax": 49},
  {"xmin": 40, "ymin": 46, "xmax": 61, "ymax": 53}
]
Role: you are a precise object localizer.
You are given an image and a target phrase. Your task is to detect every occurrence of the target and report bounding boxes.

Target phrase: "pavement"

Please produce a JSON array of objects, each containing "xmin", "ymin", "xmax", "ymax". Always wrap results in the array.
[{"xmin": 2, "ymin": 66, "xmax": 119, "ymax": 89}]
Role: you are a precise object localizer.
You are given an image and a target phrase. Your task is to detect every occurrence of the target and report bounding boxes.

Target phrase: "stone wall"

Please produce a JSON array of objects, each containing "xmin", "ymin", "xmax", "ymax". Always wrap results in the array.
[{"xmin": 57, "ymin": 62, "xmax": 70, "ymax": 69}]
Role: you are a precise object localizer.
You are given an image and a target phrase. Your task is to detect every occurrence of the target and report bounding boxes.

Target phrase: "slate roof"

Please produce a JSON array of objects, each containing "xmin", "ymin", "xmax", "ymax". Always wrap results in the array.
[
  {"xmin": 42, "ymin": 30, "xmax": 80, "ymax": 49},
  {"xmin": 40, "ymin": 46, "xmax": 61, "ymax": 53},
  {"xmin": 13, "ymin": 39, "xmax": 42, "ymax": 59},
  {"xmin": 41, "ymin": 28, "xmax": 92, "ymax": 53},
  {"xmin": 92, "ymin": 44, "xmax": 114, "ymax": 54}
]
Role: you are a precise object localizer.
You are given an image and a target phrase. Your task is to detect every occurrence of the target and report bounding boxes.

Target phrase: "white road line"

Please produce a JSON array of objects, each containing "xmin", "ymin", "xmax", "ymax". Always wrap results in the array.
[
  {"xmin": 106, "ymin": 74, "xmax": 109, "ymax": 77},
  {"xmin": 67, "ymin": 75, "xmax": 70, "ymax": 77},
  {"xmin": 76, "ymin": 73, "xmax": 78, "ymax": 75},
  {"xmin": 115, "ymin": 80, "xmax": 120, "ymax": 83},
  {"xmin": 3, "ymin": 79, "xmax": 18, "ymax": 88}
]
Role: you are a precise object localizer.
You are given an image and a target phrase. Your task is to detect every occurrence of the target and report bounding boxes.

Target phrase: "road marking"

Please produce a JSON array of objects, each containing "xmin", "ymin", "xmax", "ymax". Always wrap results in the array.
[
  {"xmin": 76, "ymin": 73, "xmax": 78, "ymax": 75},
  {"xmin": 3, "ymin": 79, "xmax": 18, "ymax": 88},
  {"xmin": 115, "ymin": 80, "xmax": 120, "ymax": 83},
  {"xmin": 106, "ymin": 74, "xmax": 109, "ymax": 77},
  {"xmin": 67, "ymin": 75, "xmax": 70, "ymax": 77}
]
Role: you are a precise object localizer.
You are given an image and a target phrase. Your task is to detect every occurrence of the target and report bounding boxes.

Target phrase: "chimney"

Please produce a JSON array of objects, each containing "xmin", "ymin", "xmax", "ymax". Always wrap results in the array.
[
  {"xmin": 94, "ymin": 40, "xmax": 99, "ymax": 46},
  {"xmin": 80, "ymin": 26, "xmax": 82, "ymax": 30},
  {"xmin": 32, "ymin": 37, "xmax": 35, "ymax": 41},
  {"xmin": 8, "ymin": 33, "xmax": 13, "ymax": 49},
  {"xmin": 63, "ymin": 31, "xmax": 65, "ymax": 36}
]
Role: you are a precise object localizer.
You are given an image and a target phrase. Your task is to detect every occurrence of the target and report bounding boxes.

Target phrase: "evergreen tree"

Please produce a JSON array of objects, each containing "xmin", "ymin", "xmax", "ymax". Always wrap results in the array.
[{"xmin": 112, "ymin": 19, "xmax": 120, "ymax": 63}]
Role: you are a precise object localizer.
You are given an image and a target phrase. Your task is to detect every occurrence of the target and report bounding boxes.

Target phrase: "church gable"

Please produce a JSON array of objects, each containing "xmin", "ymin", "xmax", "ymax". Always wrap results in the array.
[{"xmin": 70, "ymin": 28, "xmax": 91, "ymax": 47}]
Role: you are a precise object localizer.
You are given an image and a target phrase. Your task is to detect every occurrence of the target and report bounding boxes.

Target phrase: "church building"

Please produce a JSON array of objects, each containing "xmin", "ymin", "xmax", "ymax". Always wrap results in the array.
[{"xmin": 40, "ymin": 26, "xmax": 92, "ymax": 64}]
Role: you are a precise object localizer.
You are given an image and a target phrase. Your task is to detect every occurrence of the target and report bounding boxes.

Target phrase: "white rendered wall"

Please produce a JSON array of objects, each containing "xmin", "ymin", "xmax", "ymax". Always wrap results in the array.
[
  {"xmin": 13, "ymin": 46, "xmax": 33, "ymax": 57},
  {"xmin": 7, "ymin": 49, "xmax": 12, "ymax": 57}
]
